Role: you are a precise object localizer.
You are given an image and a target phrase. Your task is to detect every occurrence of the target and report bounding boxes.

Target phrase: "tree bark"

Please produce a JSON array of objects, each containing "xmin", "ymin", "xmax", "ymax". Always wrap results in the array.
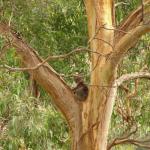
[
  {"xmin": 0, "ymin": 0, "xmax": 150, "ymax": 150},
  {"xmin": 81, "ymin": 0, "xmax": 115, "ymax": 149}
]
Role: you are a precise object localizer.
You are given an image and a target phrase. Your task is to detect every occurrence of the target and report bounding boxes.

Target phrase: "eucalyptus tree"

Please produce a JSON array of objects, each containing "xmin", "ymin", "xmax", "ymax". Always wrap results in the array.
[{"xmin": 0, "ymin": 0, "xmax": 150, "ymax": 150}]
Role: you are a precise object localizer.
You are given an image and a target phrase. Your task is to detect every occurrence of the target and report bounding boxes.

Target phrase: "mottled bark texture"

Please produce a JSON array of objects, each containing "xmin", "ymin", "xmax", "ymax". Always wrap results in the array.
[{"xmin": 0, "ymin": 0, "xmax": 150, "ymax": 149}]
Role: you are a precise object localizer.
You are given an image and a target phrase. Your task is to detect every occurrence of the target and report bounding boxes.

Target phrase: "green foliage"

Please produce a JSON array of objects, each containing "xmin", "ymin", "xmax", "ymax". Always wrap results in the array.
[
  {"xmin": 109, "ymin": 33, "xmax": 150, "ymax": 149},
  {"xmin": 115, "ymin": 0, "xmax": 141, "ymax": 24},
  {"xmin": 1, "ymin": 1, "xmax": 87, "ymax": 149},
  {"xmin": 0, "ymin": 70, "xmax": 70, "ymax": 150},
  {"xmin": 0, "ymin": 0, "xmax": 150, "ymax": 150},
  {"xmin": 109, "ymin": 1, "xmax": 150, "ymax": 150},
  {"xmin": 0, "ymin": 0, "xmax": 88, "ymax": 76}
]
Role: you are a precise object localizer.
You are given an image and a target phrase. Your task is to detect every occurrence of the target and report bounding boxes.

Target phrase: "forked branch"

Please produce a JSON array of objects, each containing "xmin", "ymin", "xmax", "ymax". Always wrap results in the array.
[
  {"xmin": 112, "ymin": 0, "xmax": 150, "ymax": 66},
  {"xmin": 115, "ymin": 0, "xmax": 150, "ymax": 42},
  {"xmin": 112, "ymin": 24, "xmax": 150, "ymax": 66},
  {"xmin": 0, "ymin": 23, "xmax": 80, "ymax": 133},
  {"xmin": 107, "ymin": 71, "xmax": 150, "ymax": 149}
]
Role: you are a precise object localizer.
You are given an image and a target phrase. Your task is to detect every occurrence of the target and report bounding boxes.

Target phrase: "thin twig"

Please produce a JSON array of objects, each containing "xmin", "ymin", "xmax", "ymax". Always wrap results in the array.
[
  {"xmin": 94, "ymin": 37, "xmax": 114, "ymax": 49},
  {"xmin": 0, "ymin": 47, "xmax": 108, "ymax": 72},
  {"xmin": 88, "ymin": 25, "xmax": 106, "ymax": 44},
  {"xmin": 107, "ymin": 125, "xmax": 138, "ymax": 149},
  {"xmin": 102, "ymin": 25, "xmax": 131, "ymax": 34},
  {"xmin": 91, "ymin": 54, "xmax": 101, "ymax": 72}
]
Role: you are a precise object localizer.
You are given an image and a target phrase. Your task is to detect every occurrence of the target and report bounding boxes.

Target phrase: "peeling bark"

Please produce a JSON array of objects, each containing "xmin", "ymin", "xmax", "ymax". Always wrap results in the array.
[{"xmin": 0, "ymin": 0, "xmax": 150, "ymax": 150}]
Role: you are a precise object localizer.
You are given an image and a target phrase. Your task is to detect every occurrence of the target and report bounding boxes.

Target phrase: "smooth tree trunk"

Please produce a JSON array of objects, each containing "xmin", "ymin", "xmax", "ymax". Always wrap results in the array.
[
  {"xmin": 72, "ymin": 1, "xmax": 115, "ymax": 149},
  {"xmin": 0, "ymin": 0, "xmax": 150, "ymax": 150}
]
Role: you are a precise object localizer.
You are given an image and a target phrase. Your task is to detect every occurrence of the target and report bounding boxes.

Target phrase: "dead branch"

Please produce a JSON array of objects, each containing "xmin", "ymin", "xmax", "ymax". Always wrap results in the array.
[
  {"xmin": 113, "ymin": 71, "xmax": 150, "ymax": 124},
  {"xmin": 119, "ymin": 79, "xmax": 139, "ymax": 122},
  {"xmin": 116, "ymin": 106, "xmax": 127, "ymax": 122},
  {"xmin": 119, "ymin": 65, "xmax": 148, "ymax": 96},
  {"xmin": 88, "ymin": 25, "xmax": 103, "ymax": 44},
  {"xmin": 115, "ymin": 67, "xmax": 149, "ymax": 128},
  {"xmin": 1, "ymin": 24, "xmax": 147, "ymax": 73}
]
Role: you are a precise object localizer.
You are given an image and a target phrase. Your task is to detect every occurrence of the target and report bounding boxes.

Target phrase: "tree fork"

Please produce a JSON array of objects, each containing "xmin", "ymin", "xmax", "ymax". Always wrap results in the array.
[{"xmin": 0, "ymin": 0, "xmax": 150, "ymax": 149}]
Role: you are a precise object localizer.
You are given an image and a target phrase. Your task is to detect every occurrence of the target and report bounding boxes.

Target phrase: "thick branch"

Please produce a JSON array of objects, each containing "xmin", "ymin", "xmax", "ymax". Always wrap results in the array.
[
  {"xmin": 112, "ymin": 0, "xmax": 150, "ymax": 66},
  {"xmin": 116, "ymin": 71, "xmax": 150, "ymax": 86},
  {"xmin": 112, "ymin": 24, "xmax": 150, "ymax": 66},
  {"xmin": 115, "ymin": 0, "xmax": 150, "ymax": 42},
  {"xmin": 0, "ymin": 23, "xmax": 80, "ymax": 133}
]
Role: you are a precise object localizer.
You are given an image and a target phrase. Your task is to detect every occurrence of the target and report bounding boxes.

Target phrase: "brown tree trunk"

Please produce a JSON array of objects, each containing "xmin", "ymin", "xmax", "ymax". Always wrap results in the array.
[
  {"xmin": 72, "ymin": 0, "xmax": 116, "ymax": 149},
  {"xmin": 0, "ymin": 0, "xmax": 150, "ymax": 150},
  {"xmin": 70, "ymin": 0, "xmax": 150, "ymax": 149}
]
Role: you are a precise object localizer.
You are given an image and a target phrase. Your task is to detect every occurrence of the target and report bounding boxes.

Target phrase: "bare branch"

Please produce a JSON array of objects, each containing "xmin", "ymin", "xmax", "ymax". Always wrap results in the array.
[
  {"xmin": 107, "ymin": 125, "xmax": 138, "ymax": 150},
  {"xmin": 87, "ymin": 24, "xmax": 115, "ymax": 49},
  {"xmin": 119, "ymin": 84, "xmax": 130, "ymax": 93},
  {"xmin": 131, "ymin": 140, "xmax": 150, "ymax": 149},
  {"xmin": 0, "ymin": 47, "xmax": 108, "ymax": 72},
  {"xmin": 116, "ymin": 71, "xmax": 150, "ymax": 86},
  {"xmin": 108, "ymin": 137, "xmax": 150, "ymax": 150},
  {"xmin": 88, "ymin": 26, "xmax": 102, "ymax": 44}
]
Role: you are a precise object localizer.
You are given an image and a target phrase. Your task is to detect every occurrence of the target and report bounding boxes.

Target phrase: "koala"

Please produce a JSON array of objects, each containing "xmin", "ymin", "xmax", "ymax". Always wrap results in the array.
[{"xmin": 72, "ymin": 75, "xmax": 88, "ymax": 101}]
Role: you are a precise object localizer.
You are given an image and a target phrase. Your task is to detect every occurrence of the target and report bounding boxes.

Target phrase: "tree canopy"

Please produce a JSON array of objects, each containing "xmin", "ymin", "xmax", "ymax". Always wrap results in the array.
[{"xmin": 0, "ymin": 0, "xmax": 150, "ymax": 150}]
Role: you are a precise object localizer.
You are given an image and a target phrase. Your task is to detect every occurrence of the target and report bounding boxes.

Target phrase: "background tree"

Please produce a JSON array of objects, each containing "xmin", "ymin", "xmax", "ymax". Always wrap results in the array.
[{"xmin": 0, "ymin": 0, "xmax": 150, "ymax": 150}]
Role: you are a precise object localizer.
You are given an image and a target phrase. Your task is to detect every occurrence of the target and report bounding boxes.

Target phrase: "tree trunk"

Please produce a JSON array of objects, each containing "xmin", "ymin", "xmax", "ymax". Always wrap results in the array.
[
  {"xmin": 72, "ymin": 0, "xmax": 116, "ymax": 149},
  {"xmin": 71, "ymin": 66, "xmax": 117, "ymax": 150},
  {"xmin": 68, "ymin": 0, "xmax": 150, "ymax": 149},
  {"xmin": 0, "ymin": 0, "xmax": 150, "ymax": 150}
]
